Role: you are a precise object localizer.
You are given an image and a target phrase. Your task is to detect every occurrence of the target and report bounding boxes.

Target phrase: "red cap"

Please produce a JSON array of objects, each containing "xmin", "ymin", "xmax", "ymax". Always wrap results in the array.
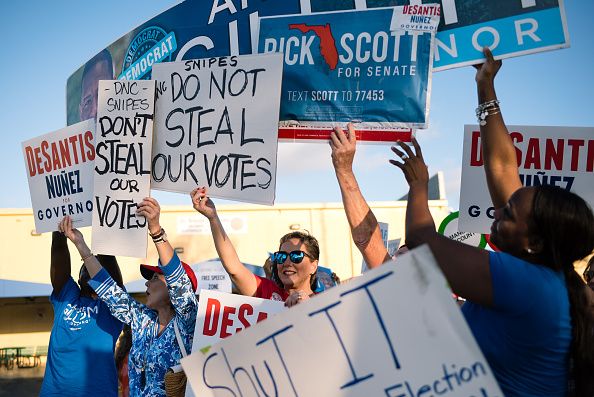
[{"xmin": 140, "ymin": 262, "xmax": 197, "ymax": 292}]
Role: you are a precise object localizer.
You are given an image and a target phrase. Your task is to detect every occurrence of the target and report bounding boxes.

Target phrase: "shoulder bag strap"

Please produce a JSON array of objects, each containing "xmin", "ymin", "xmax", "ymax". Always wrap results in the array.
[{"xmin": 172, "ymin": 317, "xmax": 188, "ymax": 358}]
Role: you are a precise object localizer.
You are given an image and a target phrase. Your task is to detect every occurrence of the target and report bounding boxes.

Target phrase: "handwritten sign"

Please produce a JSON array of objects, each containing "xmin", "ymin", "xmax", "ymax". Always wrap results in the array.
[
  {"xmin": 259, "ymin": 7, "xmax": 436, "ymax": 130},
  {"xmin": 181, "ymin": 245, "xmax": 502, "ymax": 396},
  {"xmin": 459, "ymin": 125, "xmax": 594, "ymax": 233},
  {"xmin": 22, "ymin": 120, "xmax": 96, "ymax": 233},
  {"xmin": 151, "ymin": 54, "xmax": 283, "ymax": 205},
  {"xmin": 91, "ymin": 80, "xmax": 155, "ymax": 257}
]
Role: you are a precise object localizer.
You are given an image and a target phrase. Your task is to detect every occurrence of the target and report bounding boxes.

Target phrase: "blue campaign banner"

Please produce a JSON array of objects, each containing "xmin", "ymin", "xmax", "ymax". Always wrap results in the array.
[
  {"xmin": 258, "ymin": 8, "xmax": 434, "ymax": 129},
  {"xmin": 66, "ymin": 0, "xmax": 302, "ymax": 125},
  {"xmin": 307, "ymin": 0, "xmax": 569, "ymax": 71}
]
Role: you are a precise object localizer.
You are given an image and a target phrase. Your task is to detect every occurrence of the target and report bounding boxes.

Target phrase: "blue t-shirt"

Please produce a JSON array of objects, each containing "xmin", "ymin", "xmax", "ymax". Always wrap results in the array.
[
  {"xmin": 40, "ymin": 277, "xmax": 123, "ymax": 397},
  {"xmin": 462, "ymin": 251, "xmax": 571, "ymax": 397}
]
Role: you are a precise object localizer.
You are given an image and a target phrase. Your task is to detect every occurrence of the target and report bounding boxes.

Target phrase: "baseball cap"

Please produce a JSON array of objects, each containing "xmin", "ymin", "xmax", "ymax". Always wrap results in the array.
[{"xmin": 140, "ymin": 262, "xmax": 198, "ymax": 292}]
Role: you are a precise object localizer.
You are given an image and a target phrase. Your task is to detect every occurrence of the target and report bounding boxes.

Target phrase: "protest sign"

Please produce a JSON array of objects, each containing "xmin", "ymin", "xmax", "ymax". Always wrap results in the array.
[
  {"xmin": 327, "ymin": 0, "xmax": 569, "ymax": 71},
  {"xmin": 66, "ymin": 0, "xmax": 303, "ymax": 126},
  {"xmin": 22, "ymin": 120, "xmax": 96, "ymax": 233},
  {"xmin": 194, "ymin": 260, "xmax": 233, "ymax": 294},
  {"xmin": 438, "ymin": 211, "xmax": 487, "ymax": 248},
  {"xmin": 186, "ymin": 290, "xmax": 285, "ymax": 397},
  {"xmin": 258, "ymin": 7, "xmax": 436, "ymax": 130},
  {"xmin": 151, "ymin": 54, "xmax": 283, "ymax": 205},
  {"xmin": 91, "ymin": 80, "xmax": 155, "ymax": 258},
  {"xmin": 192, "ymin": 290, "xmax": 286, "ymax": 350},
  {"xmin": 459, "ymin": 125, "xmax": 594, "ymax": 233},
  {"xmin": 431, "ymin": 0, "xmax": 569, "ymax": 70},
  {"xmin": 181, "ymin": 245, "xmax": 503, "ymax": 397}
]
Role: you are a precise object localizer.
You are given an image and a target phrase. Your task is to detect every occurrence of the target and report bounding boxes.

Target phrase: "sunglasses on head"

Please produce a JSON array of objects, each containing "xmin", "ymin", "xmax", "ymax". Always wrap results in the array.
[{"xmin": 271, "ymin": 250, "xmax": 313, "ymax": 265}]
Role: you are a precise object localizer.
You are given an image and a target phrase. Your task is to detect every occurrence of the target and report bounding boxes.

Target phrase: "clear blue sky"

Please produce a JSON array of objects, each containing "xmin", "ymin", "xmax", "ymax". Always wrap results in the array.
[{"xmin": 1, "ymin": 1, "xmax": 593, "ymax": 210}]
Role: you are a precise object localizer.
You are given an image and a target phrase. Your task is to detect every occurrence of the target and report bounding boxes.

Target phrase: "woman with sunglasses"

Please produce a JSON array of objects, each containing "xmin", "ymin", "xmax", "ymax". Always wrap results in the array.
[
  {"xmin": 390, "ymin": 49, "xmax": 594, "ymax": 396},
  {"xmin": 191, "ymin": 187, "xmax": 319, "ymax": 307}
]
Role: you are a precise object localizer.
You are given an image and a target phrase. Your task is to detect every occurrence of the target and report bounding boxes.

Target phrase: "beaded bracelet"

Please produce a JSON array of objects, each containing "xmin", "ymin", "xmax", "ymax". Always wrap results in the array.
[{"xmin": 476, "ymin": 100, "xmax": 500, "ymax": 126}]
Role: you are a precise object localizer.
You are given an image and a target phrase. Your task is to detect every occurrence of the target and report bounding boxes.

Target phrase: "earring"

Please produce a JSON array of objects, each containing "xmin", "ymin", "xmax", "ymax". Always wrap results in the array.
[{"xmin": 526, "ymin": 248, "xmax": 535, "ymax": 254}]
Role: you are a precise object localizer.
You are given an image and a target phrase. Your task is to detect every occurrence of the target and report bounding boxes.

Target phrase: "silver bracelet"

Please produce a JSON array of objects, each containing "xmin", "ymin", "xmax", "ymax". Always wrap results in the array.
[{"xmin": 476, "ymin": 100, "xmax": 500, "ymax": 126}]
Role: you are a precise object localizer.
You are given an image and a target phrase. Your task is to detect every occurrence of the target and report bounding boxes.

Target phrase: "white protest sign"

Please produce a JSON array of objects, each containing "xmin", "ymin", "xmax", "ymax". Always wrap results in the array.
[
  {"xmin": 361, "ymin": 222, "xmax": 388, "ymax": 273},
  {"xmin": 194, "ymin": 260, "xmax": 233, "ymax": 294},
  {"xmin": 390, "ymin": 4, "xmax": 441, "ymax": 33},
  {"xmin": 459, "ymin": 125, "xmax": 594, "ymax": 233},
  {"xmin": 22, "ymin": 119, "xmax": 96, "ymax": 233},
  {"xmin": 182, "ymin": 245, "xmax": 502, "ymax": 397},
  {"xmin": 91, "ymin": 80, "xmax": 155, "ymax": 257},
  {"xmin": 186, "ymin": 290, "xmax": 285, "ymax": 397},
  {"xmin": 151, "ymin": 54, "xmax": 283, "ymax": 205},
  {"xmin": 192, "ymin": 290, "xmax": 286, "ymax": 350}
]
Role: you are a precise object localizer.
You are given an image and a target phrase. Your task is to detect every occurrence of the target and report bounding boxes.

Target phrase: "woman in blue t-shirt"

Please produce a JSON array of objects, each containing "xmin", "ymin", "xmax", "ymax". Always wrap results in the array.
[{"xmin": 389, "ymin": 48, "xmax": 594, "ymax": 397}]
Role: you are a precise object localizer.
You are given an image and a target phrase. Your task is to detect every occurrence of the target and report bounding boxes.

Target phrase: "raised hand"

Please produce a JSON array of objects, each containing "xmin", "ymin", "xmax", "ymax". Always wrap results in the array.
[
  {"xmin": 58, "ymin": 216, "xmax": 85, "ymax": 247},
  {"xmin": 330, "ymin": 123, "xmax": 357, "ymax": 173},
  {"xmin": 136, "ymin": 197, "xmax": 161, "ymax": 235},
  {"xmin": 474, "ymin": 47, "xmax": 502, "ymax": 85},
  {"xmin": 389, "ymin": 137, "xmax": 428, "ymax": 187},
  {"xmin": 190, "ymin": 187, "xmax": 217, "ymax": 220}
]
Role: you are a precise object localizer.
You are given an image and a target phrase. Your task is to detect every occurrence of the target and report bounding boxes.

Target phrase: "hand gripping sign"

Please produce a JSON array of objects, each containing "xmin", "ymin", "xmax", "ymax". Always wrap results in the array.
[{"xmin": 181, "ymin": 245, "xmax": 502, "ymax": 397}]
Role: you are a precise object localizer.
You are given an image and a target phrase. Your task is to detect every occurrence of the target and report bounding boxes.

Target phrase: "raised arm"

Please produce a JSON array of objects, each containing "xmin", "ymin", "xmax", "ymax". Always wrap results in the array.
[
  {"xmin": 137, "ymin": 197, "xmax": 197, "ymax": 322},
  {"xmin": 390, "ymin": 139, "xmax": 493, "ymax": 306},
  {"xmin": 191, "ymin": 187, "xmax": 258, "ymax": 296},
  {"xmin": 59, "ymin": 216, "xmax": 144, "ymax": 325},
  {"xmin": 331, "ymin": 124, "xmax": 390, "ymax": 268},
  {"xmin": 58, "ymin": 216, "xmax": 101, "ymax": 278},
  {"xmin": 475, "ymin": 47, "xmax": 522, "ymax": 208},
  {"xmin": 136, "ymin": 197, "xmax": 174, "ymax": 267},
  {"xmin": 50, "ymin": 231, "xmax": 71, "ymax": 294}
]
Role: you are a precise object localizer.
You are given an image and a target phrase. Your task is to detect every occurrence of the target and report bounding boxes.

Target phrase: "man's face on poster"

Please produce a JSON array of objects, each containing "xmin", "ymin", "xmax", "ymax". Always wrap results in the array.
[{"xmin": 79, "ymin": 60, "xmax": 112, "ymax": 121}]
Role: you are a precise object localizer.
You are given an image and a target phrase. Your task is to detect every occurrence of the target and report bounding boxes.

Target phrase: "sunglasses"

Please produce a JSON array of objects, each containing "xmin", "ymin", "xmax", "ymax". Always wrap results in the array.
[{"xmin": 271, "ymin": 250, "xmax": 313, "ymax": 265}]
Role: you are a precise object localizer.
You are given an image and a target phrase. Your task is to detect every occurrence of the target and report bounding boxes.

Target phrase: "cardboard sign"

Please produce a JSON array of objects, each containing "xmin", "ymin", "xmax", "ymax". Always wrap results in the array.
[
  {"xmin": 181, "ymin": 245, "xmax": 503, "ymax": 397},
  {"xmin": 194, "ymin": 260, "xmax": 233, "ymax": 294},
  {"xmin": 91, "ymin": 80, "xmax": 155, "ymax": 257},
  {"xmin": 258, "ymin": 7, "xmax": 436, "ymax": 129},
  {"xmin": 192, "ymin": 290, "xmax": 286, "ymax": 350},
  {"xmin": 459, "ymin": 125, "xmax": 594, "ymax": 233},
  {"xmin": 22, "ymin": 120, "xmax": 96, "ymax": 233},
  {"xmin": 151, "ymin": 54, "xmax": 283, "ymax": 205}
]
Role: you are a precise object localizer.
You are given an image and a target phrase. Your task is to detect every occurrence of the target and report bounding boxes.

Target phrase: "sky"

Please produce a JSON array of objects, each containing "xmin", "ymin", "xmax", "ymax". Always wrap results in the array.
[{"xmin": 1, "ymin": 1, "xmax": 593, "ymax": 211}]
